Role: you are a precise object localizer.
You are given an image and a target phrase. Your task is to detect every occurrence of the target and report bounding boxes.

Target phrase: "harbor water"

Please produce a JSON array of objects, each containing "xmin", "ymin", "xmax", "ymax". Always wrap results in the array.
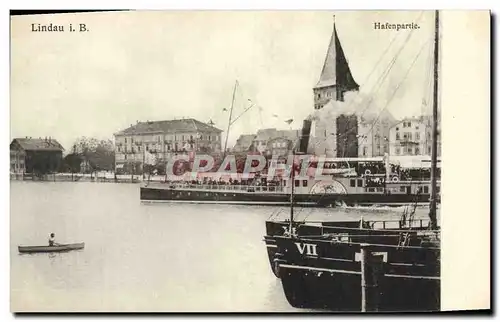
[{"xmin": 10, "ymin": 181, "xmax": 437, "ymax": 312}]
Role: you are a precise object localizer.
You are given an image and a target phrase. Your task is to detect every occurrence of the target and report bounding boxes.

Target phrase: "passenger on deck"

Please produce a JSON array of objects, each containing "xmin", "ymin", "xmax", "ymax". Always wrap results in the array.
[{"xmin": 48, "ymin": 233, "xmax": 58, "ymax": 246}]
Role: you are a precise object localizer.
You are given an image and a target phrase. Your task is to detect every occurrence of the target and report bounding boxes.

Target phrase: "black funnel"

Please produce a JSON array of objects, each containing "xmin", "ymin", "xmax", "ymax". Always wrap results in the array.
[{"xmin": 299, "ymin": 119, "xmax": 312, "ymax": 153}]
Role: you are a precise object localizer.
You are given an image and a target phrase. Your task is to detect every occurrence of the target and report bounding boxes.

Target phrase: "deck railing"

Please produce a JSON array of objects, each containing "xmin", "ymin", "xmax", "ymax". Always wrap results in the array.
[{"xmin": 146, "ymin": 182, "xmax": 286, "ymax": 193}]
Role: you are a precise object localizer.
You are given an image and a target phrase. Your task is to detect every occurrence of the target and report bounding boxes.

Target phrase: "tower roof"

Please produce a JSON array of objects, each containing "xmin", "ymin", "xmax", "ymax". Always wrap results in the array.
[{"xmin": 315, "ymin": 22, "xmax": 359, "ymax": 91}]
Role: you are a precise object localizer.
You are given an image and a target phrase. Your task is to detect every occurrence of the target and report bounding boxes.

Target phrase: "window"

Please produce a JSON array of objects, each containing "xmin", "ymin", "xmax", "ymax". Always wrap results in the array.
[
  {"xmin": 125, "ymin": 155, "xmax": 127, "ymax": 160},
  {"xmin": 190, "ymin": 135, "xmax": 193, "ymax": 141},
  {"xmin": 363, "ymin": 146, "xmax": 368, "ymax": 156},
  {"xmin": 125, "ymin": 138, "xmax": 127, "ymax": 143},
  {"xmin": 118, "ymin": 147, "xmax": 121, "ymax": 152},
  {"xmin": 138, "ymin": 146, "xmax": 141, "ymax": 152},
  {"xmin": 408, "ymin": 121, "xmax": 412, "ymax": 127},
  {"xmin": 423, "ymin": 186, "xmax": 429, "ymax": 193},
  {"xmin": 396, "ymin": 127, "xmax": 399, "ymax": 131},
  {"xmin": 415, "ymin": 147, "xmax": 420, "ymax": 155},
  {"xmin": 294, "ymin": 180, "xmax": 300, "ymax": 187},
  {"xmin": 146, "ymin": 146, "xmax": 149, "ymax": 151},
  {"xmin": 416, "ymin": 126, "xmax": 419, "ymax": 130},
  {"xmin": 400, "ymin": 186, "xmax": 406, "ymax": 192},
  {"xmin": 428, "ymin": 146, "xmax": 431, "ymax": 154},
  {"xmin": 357, "ymin": 179, "xmax": 363, "ymax": 187},
  {"xmin": 396, "ymin": 147, "xmax": 400, "ymax": 155},
  {"xmin": 350, "ymin": 179, "xmax": 356, "ymax": 187},
  {"xmin": 416, "ymin": 132, "xmax": 420, "ymax": 140},
  {"xmin": 302, "ymin": 180, "xmax": 308, "ymax": 187},
  {"xmin": 408, "ymin": 147, "xmax": 413, "ymax": 155},
  {"xmin": 408, "ymin": 133, "xmax": 412, "ymax": 140},
  {"xmin": 403, "ymin": 133, "xmax": 408, "ymax": 140},
  {"xmin": 396, "ymin": 133, "xmax": 400, "ymax": 140},
  {"xmin": 158, "ymin": 136, "xmax": 161, "ymax": 142}
]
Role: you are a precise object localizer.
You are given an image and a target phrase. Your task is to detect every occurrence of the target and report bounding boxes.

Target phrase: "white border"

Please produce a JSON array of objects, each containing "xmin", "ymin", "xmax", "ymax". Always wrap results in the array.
[{"xmin": 3, "ymin": 1, "xmax": 497, "ymax": 322}]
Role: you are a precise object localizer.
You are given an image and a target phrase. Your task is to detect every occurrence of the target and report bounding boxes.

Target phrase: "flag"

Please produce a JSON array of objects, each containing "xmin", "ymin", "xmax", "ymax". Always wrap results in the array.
[
  {"xmin": 223, "ymin": 108, "xmax": 228, "ymax": 112},
  {"xmin": 285, "ymin": 119, "xmax": 293, "ymax": 125}
]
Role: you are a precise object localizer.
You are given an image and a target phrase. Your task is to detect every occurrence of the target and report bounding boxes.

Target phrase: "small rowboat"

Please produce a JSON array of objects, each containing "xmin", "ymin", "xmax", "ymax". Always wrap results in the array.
[{"xmin": 18, "ymin": 243, "xmax": 85, "ymax": 254}]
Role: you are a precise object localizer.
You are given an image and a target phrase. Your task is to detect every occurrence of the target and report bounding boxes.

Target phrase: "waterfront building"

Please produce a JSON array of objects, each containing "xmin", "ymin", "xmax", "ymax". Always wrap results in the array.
[
  {"xmin": 248, "ymin": 128, "xmax": 300, "ymax": 157},
  {"xmin": 357, "ymin": 111, "xmax": 395, "ymax": 157},
  {"xmin": 389, "ymin": 115, "xmax": 441, "ymax": 157},
  {"xmin": 266, "ymin": 130, "xmax": 300, "ymax": 159},
  {"xmin": 10, "ymin": 137, "xmax": 64, "ymax": 174},
  {"xmin": 114, "ymin": 118, "xmax": 222, "ymax": 173},
  {"xmin": 232, "ymin": 134, "xmax": 256, "ymax": 153}
]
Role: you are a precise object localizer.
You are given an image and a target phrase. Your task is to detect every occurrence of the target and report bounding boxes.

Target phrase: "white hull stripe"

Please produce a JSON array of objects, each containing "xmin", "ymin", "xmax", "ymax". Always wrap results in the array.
[
  {"xmin": 279, "ymin": 264, "xmax": 439, "ymax": 280},
  {"xmin": 141, "ymin": 200, "xmax": 318, "ymax": 206},
  {"xmin": 280, "ymin": 263, "xmax": 361, "ymax": 275}
]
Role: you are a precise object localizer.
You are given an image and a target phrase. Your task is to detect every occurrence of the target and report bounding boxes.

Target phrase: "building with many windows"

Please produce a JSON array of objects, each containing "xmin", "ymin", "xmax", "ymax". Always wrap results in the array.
[
  {"xmin": 357, "ymin": 111, "xmax": 395, "ymax": 157},
  {"xmin": 389, "ymin": 116, "xmax": 441, "ymax": 157},
  {"xmin": 114, "ymin": 118, "xmax": 222, "ymax": 173},
  {"xmin": 249, "ymin": 128, "xmax": 299, "ymax": 157}
]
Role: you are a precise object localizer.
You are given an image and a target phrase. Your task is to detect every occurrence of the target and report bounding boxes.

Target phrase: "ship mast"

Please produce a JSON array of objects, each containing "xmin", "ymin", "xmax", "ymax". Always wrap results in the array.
[
  {"xmin": 223, "ymin": 80, "xmax": 238, "ymax": 158},
  {"xmin": 428, "ymin": 10, "xmax": 440, "ymax": 230},
  {"xmin": 289, "ymin": 152, "xmax": 295, "ymax": 235}
]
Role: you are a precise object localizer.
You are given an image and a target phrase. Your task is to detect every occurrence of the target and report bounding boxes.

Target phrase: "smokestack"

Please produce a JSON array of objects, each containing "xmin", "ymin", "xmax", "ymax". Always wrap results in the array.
[{"xmin": 299, "ymin": 119, "xmax": 312, "ymax": 153}]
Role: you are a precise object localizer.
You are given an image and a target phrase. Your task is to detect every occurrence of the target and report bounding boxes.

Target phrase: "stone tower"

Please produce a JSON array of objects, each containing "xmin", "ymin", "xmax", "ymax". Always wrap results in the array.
[{"xmin": 313, "ymin": 21, "xmax": 359, "ymax": 109}]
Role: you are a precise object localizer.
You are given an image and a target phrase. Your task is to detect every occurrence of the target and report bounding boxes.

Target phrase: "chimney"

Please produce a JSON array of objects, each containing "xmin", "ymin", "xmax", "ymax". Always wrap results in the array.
[{"xmin": 298, "ymin": 119, "xmax": 312, "ymax": 153}]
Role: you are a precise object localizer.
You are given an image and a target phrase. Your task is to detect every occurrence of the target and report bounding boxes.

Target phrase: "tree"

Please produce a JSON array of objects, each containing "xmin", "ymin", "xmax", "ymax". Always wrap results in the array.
[{"xmin": 71, "ymin": 137, "xmax": 115, "ymax": 174}]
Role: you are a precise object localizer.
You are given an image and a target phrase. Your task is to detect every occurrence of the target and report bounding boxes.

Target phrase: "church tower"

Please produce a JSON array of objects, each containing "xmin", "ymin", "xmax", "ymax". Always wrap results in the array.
[{"xmin": 313, "ymin": 20, "xmax": 359, "ymax": 109}]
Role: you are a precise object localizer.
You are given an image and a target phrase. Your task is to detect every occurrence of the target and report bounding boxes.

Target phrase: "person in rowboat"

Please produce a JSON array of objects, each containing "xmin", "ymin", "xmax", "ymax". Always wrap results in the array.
[{"xmin": 48, "ymin": 233, "xmax": 59, "ymax": 246}]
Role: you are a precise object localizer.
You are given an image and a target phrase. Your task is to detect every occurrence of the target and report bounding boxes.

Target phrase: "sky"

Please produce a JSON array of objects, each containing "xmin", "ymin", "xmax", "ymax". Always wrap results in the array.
[{"xmin": 10, "ymin": 10, "xmax": 436, "ymax": 151}]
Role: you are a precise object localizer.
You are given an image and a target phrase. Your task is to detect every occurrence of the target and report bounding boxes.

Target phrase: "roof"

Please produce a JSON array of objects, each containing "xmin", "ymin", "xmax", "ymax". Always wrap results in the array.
[
  {"xmin": 254, "ymin": 128, "xmax": 278, "ymax": 141},
  {"xmin": 115, "ymin": 118, "xmax": 223, "ymax": 136},
  {"xmin": 315, "ymin": 23, "xmax": 359, "ymax": 91},
  {"xmin": 274, "ymin": 129, "xmax": 300, "ymax": 141},
  {"xmin": 11, "ymin": 138, "xmax": 64, "ymax": 152},
  {"xmin": 390, "ymin": 114, "xmax": 441, "ymax": 129},
  {"xmin": 233, "ymin": 134, "xmax": 256, "ymax": 151}
]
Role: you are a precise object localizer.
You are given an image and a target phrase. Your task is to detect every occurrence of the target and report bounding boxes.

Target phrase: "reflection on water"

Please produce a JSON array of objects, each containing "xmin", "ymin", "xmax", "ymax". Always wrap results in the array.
[{"xmin": 10, "ymin": 181, "xmax": 436, "ymax": 312}]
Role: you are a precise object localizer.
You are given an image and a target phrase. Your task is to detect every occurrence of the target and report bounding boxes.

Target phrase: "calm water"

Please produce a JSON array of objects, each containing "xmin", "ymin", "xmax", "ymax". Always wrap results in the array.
[{"xmin": 10, "ymin": 181, "xmax": 435, "ymax": 312}]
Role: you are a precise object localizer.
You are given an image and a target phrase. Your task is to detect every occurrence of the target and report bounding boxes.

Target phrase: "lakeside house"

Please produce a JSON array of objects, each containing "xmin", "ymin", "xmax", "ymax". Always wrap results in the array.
[{"xmin": 10, "ymin": 137, "xmax": 65, "ymax": 174}]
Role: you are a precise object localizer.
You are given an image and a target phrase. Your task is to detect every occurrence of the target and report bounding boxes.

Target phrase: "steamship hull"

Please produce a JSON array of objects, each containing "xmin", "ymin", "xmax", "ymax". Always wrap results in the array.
[
  {"xmin": 140, "ymin": 186, "xmax": 436, "ymax": 207},
  {"xmin": 264, "ymin": 221, "xmax": 440, "ymax": 311}
]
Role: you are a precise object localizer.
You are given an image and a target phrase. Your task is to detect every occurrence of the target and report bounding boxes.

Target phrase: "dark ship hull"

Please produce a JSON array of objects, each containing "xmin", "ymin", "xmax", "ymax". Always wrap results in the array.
[
  {"xmin": 264, "ymin": 221, "xmax": 440, "ymax": 312},
  {"xmin": 140, "ymin": 186, "xmax": 436, "ymax": 207}
]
